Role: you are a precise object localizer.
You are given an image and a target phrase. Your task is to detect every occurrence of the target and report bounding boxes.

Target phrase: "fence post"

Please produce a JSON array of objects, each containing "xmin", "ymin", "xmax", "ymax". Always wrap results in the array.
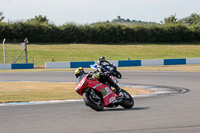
[
  {"xmin": 24, "ymin": 38, "xmax": 28, "ymax": 63},
  {"xmin": 3, "ymin": 39, "xmax": 6, "ymax": 64}
]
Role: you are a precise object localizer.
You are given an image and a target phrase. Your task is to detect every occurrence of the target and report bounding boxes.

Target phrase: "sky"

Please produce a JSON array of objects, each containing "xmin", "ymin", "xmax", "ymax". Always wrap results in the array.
[{"xmin": 0, "ymin": 0, "xmax": 200, "ymax": 25}]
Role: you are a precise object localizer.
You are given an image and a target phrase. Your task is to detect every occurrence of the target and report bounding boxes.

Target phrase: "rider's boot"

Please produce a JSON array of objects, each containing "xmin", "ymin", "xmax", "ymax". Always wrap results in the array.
[
  {"xmin": 114, "ymin": 86, "xmax": 123, "ymax": 100},
  {"xmin": 115, "ymin": 86, "xmax": 121, "ymax": 95},
  {"xmin": 105, "ymin": 76, "xmax": 122, "ymax": 98},
  {"xmin": 107, "ymin": 78, "xmax": 121, "ymax": 93}
]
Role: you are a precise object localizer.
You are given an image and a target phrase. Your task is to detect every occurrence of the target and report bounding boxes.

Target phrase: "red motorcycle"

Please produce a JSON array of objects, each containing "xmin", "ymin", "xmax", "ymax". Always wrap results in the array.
[{"xmin": 75, "ymin": 74, "xmax": 134, "ymax": 111}]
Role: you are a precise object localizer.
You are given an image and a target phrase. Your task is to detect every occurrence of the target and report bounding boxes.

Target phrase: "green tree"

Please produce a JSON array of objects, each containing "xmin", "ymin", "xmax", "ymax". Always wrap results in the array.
[
  {"xmin": 26, "ymin": 15, "xmax": 49, "ymax": 23},
  {"xmin": 0, "ymin": 12, "xmax": 5, "ymax": 22},
  {"xmin": 161, "ymin": 14, "xmax": 178, "ymax": 24},
  {"xmin": 179, "ymin": 13, "xmax": 200, "ymax": 25}
]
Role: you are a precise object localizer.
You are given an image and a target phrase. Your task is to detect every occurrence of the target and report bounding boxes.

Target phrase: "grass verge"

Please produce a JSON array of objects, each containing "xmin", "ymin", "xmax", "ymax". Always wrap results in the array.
[
  {"xmin": 0, "ymin": 82, "xmax": 153, "ymax": 103},
  {"xmin": 1, "ymin": 43, "xmax": 200, "ymax": 65}
]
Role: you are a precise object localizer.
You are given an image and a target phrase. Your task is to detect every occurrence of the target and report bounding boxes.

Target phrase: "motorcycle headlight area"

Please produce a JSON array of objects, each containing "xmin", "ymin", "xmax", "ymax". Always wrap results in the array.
[
  {"xmin": 75, "ymin": 80, "xmax": 85, "ymax": 92},
  {"xmin": 80, "ymin": 80, "xmax": 85, "ymax": 87}
]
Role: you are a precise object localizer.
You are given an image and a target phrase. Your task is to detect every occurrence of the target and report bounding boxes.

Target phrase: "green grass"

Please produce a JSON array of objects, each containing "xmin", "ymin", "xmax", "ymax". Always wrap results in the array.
[
  {"xmin": 0, "ymin": 82, "xmax": 81, "ymax": 103},
  {"xmin": 0, "ymin": 82, "xmax": 150, "ymax": 103},
  {"xmin": 0, "ymin": 43, "xmax": 200, "ymax": 65}
]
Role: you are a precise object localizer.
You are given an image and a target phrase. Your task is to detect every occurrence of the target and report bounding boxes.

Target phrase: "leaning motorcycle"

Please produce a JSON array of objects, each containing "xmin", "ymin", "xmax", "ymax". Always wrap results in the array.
[
  {"xmin": 90, "ymin": 64, "xmax": 122, "ymax": 79},
  {"xmin": 75, "ymin": 74, "xmax": 134, "ymax": 111}
]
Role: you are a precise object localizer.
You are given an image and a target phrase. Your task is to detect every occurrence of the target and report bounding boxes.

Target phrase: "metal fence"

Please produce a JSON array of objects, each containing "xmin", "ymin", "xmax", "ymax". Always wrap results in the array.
[{"xmin": 0, "ymin": 39, "xmax": 31, "ymax": 64}]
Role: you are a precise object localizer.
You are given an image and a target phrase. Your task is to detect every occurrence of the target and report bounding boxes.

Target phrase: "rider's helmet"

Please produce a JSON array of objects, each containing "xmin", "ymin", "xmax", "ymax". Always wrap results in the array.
[
  {"xmin": 75, "ymin": 67, "xmax": 85, "ymax": 78},
  {"xmin": 99, "ymin": 56, "xmax": 105, "ymax": 62}
]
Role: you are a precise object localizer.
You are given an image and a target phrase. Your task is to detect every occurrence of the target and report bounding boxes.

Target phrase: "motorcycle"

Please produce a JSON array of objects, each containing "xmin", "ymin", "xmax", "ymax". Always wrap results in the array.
[
  {"xmin": 75, "ymin": 74, "xmax": 134, "ymax": 111},
  {"xmin": 90, "ymin": 63, "xmax": 122, "ymax": 79}
]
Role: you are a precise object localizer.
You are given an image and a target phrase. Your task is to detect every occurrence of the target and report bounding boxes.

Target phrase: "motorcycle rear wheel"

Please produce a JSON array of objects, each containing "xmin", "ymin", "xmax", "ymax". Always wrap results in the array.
[
  {"xmin": 120, "ymin": 89, "xmax": 134, "ymax": 108},
  {"xmin": 83, "ymin": 90, "xmax": 104, "ymax": 111}
]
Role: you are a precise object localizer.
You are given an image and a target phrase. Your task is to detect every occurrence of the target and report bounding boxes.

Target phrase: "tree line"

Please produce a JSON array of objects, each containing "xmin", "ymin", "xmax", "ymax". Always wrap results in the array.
[{"xmin": 0, "ymin": 13, "xmax": 200, "ymax": 43}]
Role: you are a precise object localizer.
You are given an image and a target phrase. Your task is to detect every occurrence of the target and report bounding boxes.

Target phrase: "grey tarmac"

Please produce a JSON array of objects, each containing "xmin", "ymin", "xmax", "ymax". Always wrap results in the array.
[{"xmin": 0, "ymin": 70, "xmax": 200, "ymax": 133}]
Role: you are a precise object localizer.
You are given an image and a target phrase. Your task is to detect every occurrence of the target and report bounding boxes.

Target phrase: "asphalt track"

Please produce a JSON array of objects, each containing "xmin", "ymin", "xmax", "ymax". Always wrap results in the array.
[{"xmin": 0, "ymin": 71, "xmax": 200, "ymax": 133}]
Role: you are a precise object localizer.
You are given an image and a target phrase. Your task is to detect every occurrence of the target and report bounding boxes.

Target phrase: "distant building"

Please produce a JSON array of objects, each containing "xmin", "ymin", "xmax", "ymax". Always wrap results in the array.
[
  {"xmin": 117, "ymin": 16, "xmax": 121, "ymax": 20},
  {"xmin": 110, "ymin": 16, "xmax": 159, "ymax": 25},
  {"xmin": 112, "ymin": 16, "xmax": 126, "ymax": 22}
]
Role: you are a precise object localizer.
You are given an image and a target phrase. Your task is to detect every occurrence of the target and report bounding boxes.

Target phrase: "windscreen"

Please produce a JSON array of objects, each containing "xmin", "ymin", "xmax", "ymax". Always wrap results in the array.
[{"xmin": 77, "ymin": 74, "xmax": 86, "ymax": 84}]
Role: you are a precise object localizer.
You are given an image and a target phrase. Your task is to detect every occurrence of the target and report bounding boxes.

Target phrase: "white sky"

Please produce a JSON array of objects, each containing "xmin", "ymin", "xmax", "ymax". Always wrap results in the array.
[{"xmin": 0, "ymin": 0, "xmax": 200, "ymax": 25}]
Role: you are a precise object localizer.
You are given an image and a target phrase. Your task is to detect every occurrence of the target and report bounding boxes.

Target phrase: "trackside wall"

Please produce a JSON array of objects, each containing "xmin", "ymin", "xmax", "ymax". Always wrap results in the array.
[
  {"xmin": 1, "ymin": 58, "xmax": 200, "ymax": 69},
  {"xmin": 0, "ymin": 63, "xmax": 34, "ymax": 70},
  {"xmin": 44, "ymin": 58, "xmax": 200, "ymax": 69}
]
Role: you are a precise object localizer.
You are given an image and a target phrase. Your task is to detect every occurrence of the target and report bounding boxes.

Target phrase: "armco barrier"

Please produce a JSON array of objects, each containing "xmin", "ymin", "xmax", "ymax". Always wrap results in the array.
[
  {"xmin": 11, "ymin": 63, "xmax": 34, "ymax": 69},
  {"xmin": 186, "ymin": 58, "xmax": 200, "ymax": 64},
  {"xmin": 0, "ymin": 64, "xmax": 11, "ymax": 70},
  {"xmin": 45, "ymin": 60, "xmax": 118, "ymax": 69},
  {"xmin": 70, "ymin": 61, "xmax": 95, "ymax": 68},
  {"xmin": 118, "ymin": 60, "xmax": 141, "ymax": 67},
  {"xmin": 1, "ymin": 58, "xmax": 200, "ymax": 70},
  {"xmin": 141, "ymin": 59, "xmax": 164, "ymax": 66},
  {"xmin": 44, "ymin": 58, "xmax": 200, "ymax": 69},
  {"xmin": 45, "ymin": 62, "xmax": 70, "ymax": 69},
  {"xmin": 164, "ymin": 59, "xmax": 186, "ymax": 65}
]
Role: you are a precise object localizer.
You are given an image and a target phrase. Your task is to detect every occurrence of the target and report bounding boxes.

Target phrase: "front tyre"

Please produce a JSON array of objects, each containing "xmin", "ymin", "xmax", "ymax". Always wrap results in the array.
[
  {"xmin": 83, "ymin": 90, "xmax": 104, "ymax": 111},
  {"xmin": 115, "ymin": 71, "xmax": 122, "ymax": 79},
  {"xmin": 120, "ymin": 89, "xmax": 134, "ymax": 109}
]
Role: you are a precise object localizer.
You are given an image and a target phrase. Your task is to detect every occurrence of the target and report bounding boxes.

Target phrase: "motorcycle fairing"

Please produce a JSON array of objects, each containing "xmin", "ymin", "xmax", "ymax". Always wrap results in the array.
[
  {"xmin": 91, "ymin": 82, "xmax": 117, "ymax": 106},
  {"xmin": 76, "ymin": 74, "xmax": 117, "ymax": 106}
]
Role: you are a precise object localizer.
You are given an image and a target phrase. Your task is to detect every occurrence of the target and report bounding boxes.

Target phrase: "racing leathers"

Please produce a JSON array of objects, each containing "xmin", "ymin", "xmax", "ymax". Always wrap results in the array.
[
  {"xmin": 92, "ymin": 72, "xmax": 122, "ymax": 95},
  {"xmin": 96, "ymin": 59, "xmax": 112, "ymax": 73},
  {"xmin": 76, "ymin": 71, "xmax": 121, "ymax": 95}
]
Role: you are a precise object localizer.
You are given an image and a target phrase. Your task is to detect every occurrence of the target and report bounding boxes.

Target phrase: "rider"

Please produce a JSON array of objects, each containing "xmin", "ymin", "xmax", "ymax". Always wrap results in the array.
[
  {"xmin": 74, "ymin": 67, "xmax": 122, "ymax": 95},
  {"xmin": 75, "ymin": 67, "xmax": 87, "ymax": 83},
  {"xmin": 96, "ymin": 56, "xmax": 112, "ymax": 72}
]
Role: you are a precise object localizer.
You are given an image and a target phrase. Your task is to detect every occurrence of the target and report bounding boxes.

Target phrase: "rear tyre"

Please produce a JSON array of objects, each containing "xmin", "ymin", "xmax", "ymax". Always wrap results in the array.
[
  {"xmin": 120, "ymin": 89, "xmax": 134, "ymax": 109},
  {"xmin": 83, "ymin": 90, "xmax": 104, "ymax": 111}
]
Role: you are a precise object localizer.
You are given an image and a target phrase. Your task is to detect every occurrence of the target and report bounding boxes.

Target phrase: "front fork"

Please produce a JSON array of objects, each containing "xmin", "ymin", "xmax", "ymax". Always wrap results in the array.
[{"xmin": 90, "ymin": 89, "xmax": 101, "ymax": 100}]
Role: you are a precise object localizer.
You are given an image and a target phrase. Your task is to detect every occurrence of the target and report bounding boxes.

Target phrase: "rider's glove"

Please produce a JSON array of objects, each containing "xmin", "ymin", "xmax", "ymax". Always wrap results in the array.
[
  {"xmin": 89, "ymin": 72, "xmax": 94, "ymax": 75},
  {"xmin": 92, "ymin": 74, "xmax": 100, "ymax": 79},
  {"xmin": 104, "ymin": 71, "xmax": 110, "ymax": 77}
]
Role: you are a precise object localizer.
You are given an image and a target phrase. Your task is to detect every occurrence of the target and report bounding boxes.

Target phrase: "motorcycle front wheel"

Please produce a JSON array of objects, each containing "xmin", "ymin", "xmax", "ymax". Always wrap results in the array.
[
  {"xmin": 115, "ymin": 71, "xmax": 122, "ymax": 79},
  {"xmin": 120, "ymin": 89, "xmax": 134, "ymax": 109},
  {"xmin": 83, "ymin": 90, "xmax": 104, "ymax": 111}
]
